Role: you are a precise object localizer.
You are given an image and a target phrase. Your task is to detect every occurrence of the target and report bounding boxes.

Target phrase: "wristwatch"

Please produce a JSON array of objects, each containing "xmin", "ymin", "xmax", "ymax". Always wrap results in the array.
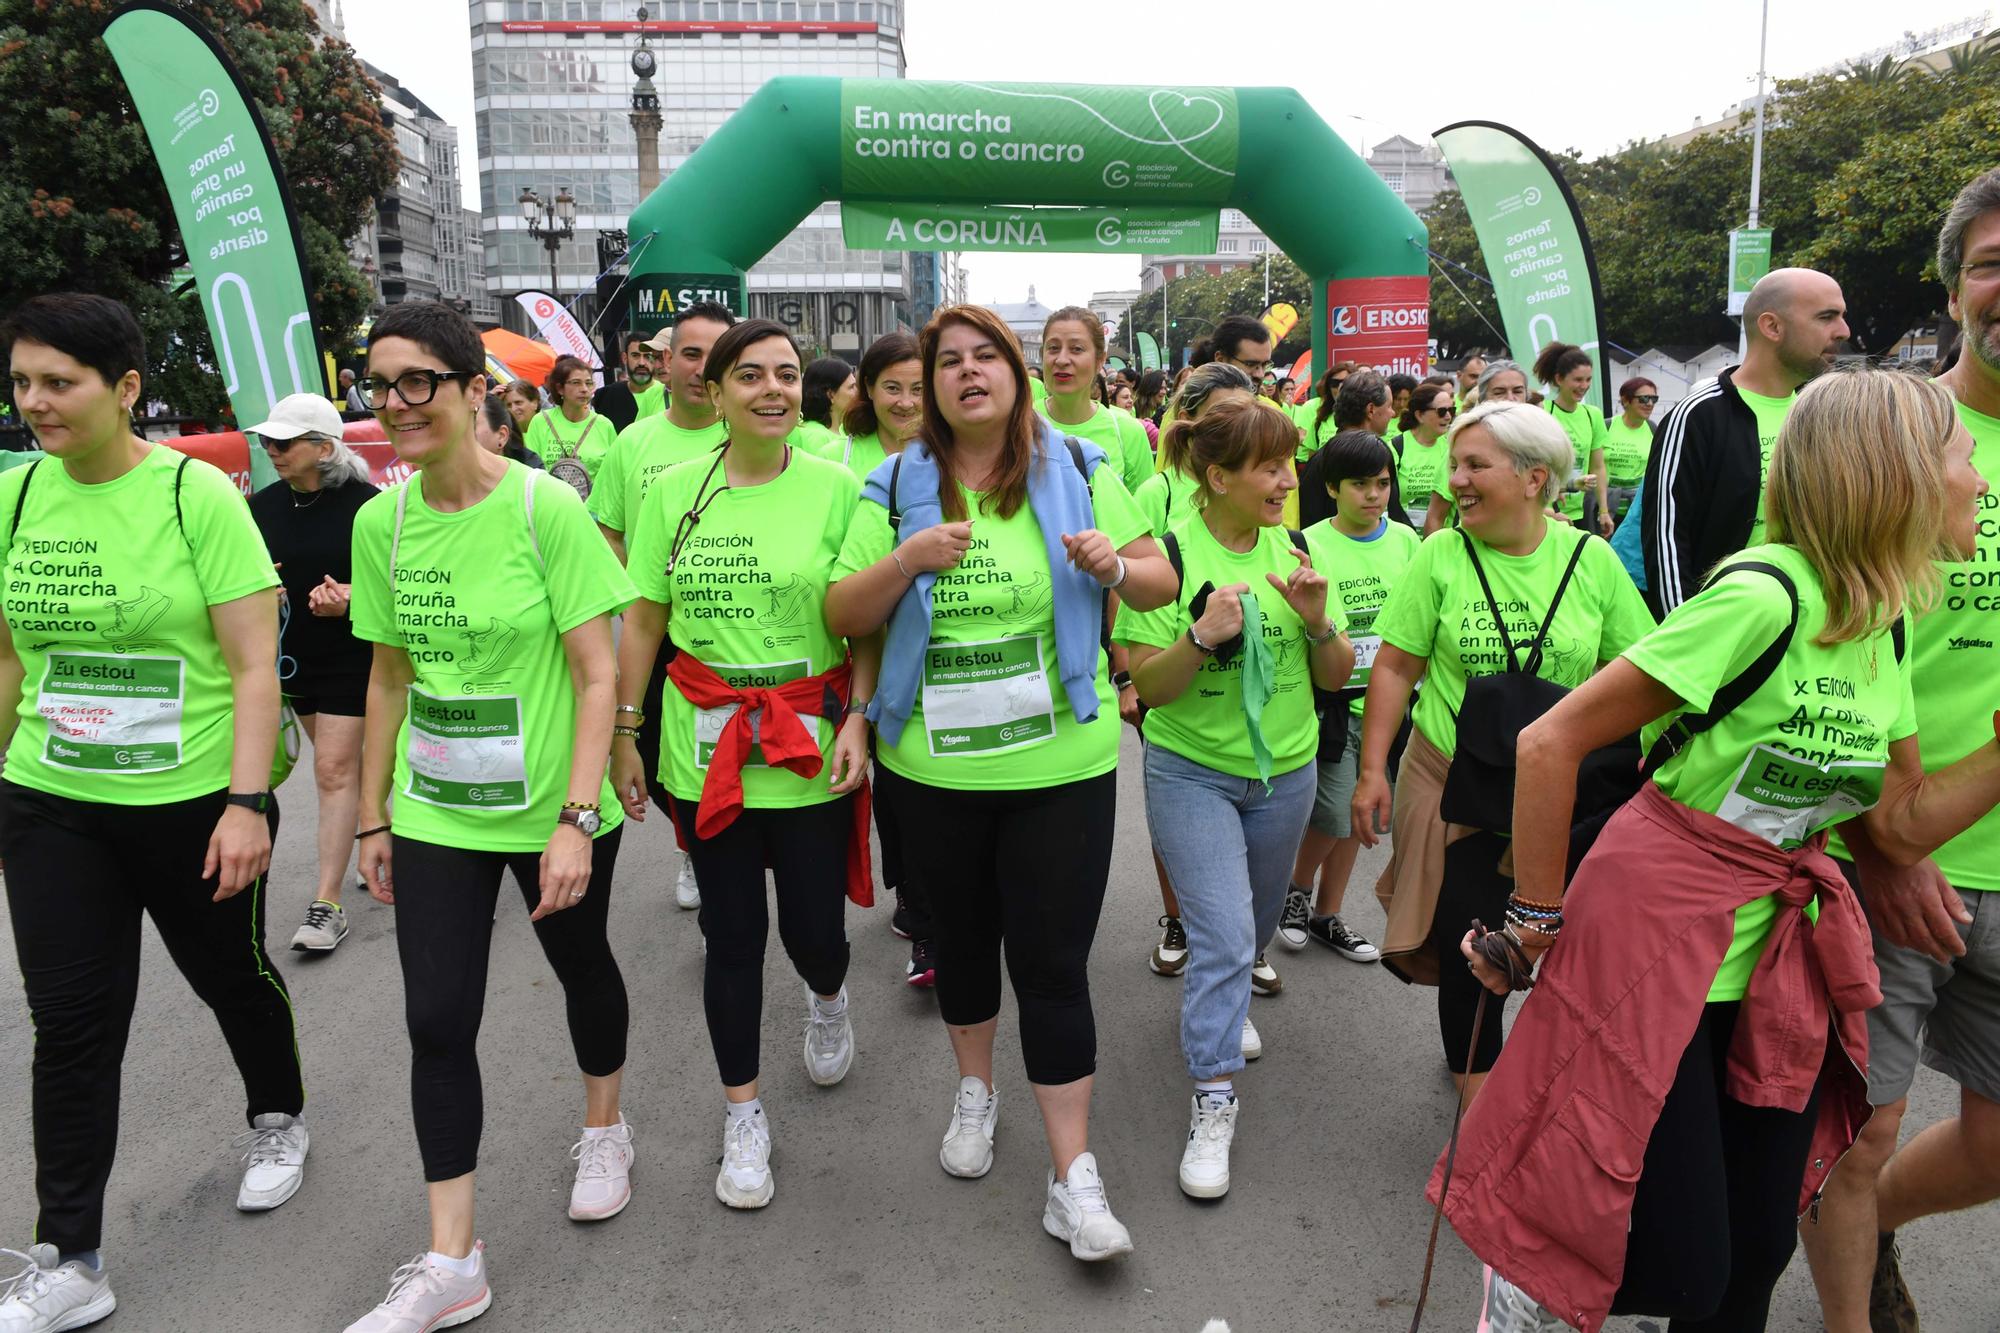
[
  {"xmin": 1111, "ymin": 670, "xmax": 1134, "ymax": 691},
  {"xmin": 1186, "ymin": 626, "xmax": 1218, "ymax": 656},
  {"xmin": 225, "ymin": 791, "xmax": 271, "ymax": 814},
  {"xmin": 558, "ymin": 802, "xmax": 602, "ymax": 835}
]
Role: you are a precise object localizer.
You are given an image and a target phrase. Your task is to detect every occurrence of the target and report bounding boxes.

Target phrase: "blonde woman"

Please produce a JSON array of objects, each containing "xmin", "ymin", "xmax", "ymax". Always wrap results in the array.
[{"xmin": 1445, "ymin": 370, "xmax": 1998, "ymax": 1332}]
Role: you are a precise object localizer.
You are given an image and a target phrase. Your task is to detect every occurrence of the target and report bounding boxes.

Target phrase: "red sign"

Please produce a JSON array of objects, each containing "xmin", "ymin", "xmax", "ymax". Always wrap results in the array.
[
  {"xmin": 1323, "ymin": 276, "xmax": 1431, "ymax": 379},
  {"xmin": 498, "ymin": 20, "xmax": 875, "ymax": 33},
  {"xmin": 167, "ymin": 419, "xmax": 410, "ymax": 493}
]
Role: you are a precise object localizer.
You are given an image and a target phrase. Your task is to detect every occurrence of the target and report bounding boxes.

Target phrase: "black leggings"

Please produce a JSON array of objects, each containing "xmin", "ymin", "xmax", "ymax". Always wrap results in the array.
[
  {"xmin": 684, "ymin": 797, "xmax": 853, "ymax": 1087},
  {"xmin": 1432, "ymin": 830, "xmax": 1514, "ymax": 1074},
  {"xmin": 872, "ymin": 752, "xmax": 929, "ymax": 939},
  {"xmin": 1610, "ymin": 1001, "xmax": 1825, "ymax": 1330},
  {"xmin": 893, "ymin": 770, "xmax": 1116, "ymax": 1086},
  {"xmin": 1, "ymin": 782, "xmax": 298, "ymax": 1252},
  {"xmin": 637, "ymin": 642, "xmax": 673, "ymax": 817},
  {"xmin": 391, "ymin": 829, "xmax": 628, "ymax": 1182}
]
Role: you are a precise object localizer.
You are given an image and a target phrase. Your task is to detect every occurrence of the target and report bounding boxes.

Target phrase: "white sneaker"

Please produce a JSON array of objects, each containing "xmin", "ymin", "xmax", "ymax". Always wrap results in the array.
[
  {"xmin": 939, "ymin": 1076, "xmax": 999, "ymax": 1178},
  {"xmin": 714, "ymin": 1110, "xmax": 774, "ymax": 1209},
  {"xmin": 343, "ymin": 1245, "xmax": 491, "ymax": 1333},
  {"xmin": 1479, "ymin": 1264, "xmax": 1571, "ymax": 1333},
  {"xmin": 234, "ymin": 1113, "xmax": 309, "ymax": 1211},
  {"xmin": 1178, "ymin": 1094, "xmax": 1238, "ymax": 1198},
  {"xmin": 291, "ymin": 899, "xmax": 349, "ymax": 952},
  {"xmin": 1240, "ymin": 1015, "xmax": 1263, "ymax": 1061},
  {"xmin": 566, "ymin": 1116, "xmax": 635, "ymax": 1221},
  {"xmin": 1042, "ymin": 1152, "xmax": 1134, "ymax": 1262},
  {"xmin": 0, "ymin": 1245, "xmax": 115, "ymax": 1332},
  {"xmin": 803, "ymin": 986, "xmax": 855, "ymax": 1087},
  {"xmin": 674, "ymin": 859, "xmax": 700, "ymax": 910}
]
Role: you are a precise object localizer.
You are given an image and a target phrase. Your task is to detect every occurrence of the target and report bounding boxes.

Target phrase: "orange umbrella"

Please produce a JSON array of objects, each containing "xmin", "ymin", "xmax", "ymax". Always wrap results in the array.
[{"xmin": 481, "ymin": 328, "xmax": 557, "ymax": 390}]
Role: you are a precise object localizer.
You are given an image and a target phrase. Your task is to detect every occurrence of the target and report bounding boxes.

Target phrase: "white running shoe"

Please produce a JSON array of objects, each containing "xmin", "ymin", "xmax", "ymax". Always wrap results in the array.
[
  {"xmin": 291, "ymin": 899, "xmax": 349, "ymax": 952},
  {"xmin": 343, "ymin": 1245, "xmax": 491, "ymax": 1333},
  {"xmin": 1240, "ymin": 1015, "xmax": 1263, "ymax": 1061},
  {"xmin": 1478, "ymin": 1264, "xmax": 1571, "ymax": 1333},
  {"xmin": 1042, "ymin": 1152, "xmax": 1134, "ymax": 1262},
  {"xmin": 803, "ymin": 987, "xmax": 855, "ymax": 1087},
  {"xmin": 566, "ymin": 1116, "xmax": 636, "ymax": 1221},
  {"xmin": 674, "ymin": 860, "xmax": 701, "ymax": 910},
  {"xmin": 939, "ymin": 1076, "xmax": 999, "ymax": 1178},
  {"xmin": 1178, "ymin": 1094, "xmax": 1238, "ymax": 1199},
  {"xmin": 714, "ymin": 1111, "xmax": 774, "ymax": 1209},
  {"xmin": 234, "ymin": 1113, "xmax": 309, "ymax": 1211},
  {"xmin": 0, "ymin": 1245, "xmax": 115, "ymax": 1333}
]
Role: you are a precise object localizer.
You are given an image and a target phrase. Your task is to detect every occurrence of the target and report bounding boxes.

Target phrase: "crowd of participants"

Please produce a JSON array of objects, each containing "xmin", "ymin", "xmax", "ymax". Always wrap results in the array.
[{"xmin": 6, "ymin": 168, "xmax": 2000, "ymax": 1333}]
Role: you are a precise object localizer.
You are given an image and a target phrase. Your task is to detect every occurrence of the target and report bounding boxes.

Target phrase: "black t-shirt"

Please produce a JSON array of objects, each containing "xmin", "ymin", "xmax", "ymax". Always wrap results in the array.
[
  {"xmin": 249, "ymin": 477, "xmax": 377, "ymax": 683},
  {"xmin": 593, "ymin": 383, "xmax": 640, "ymax": 434}
]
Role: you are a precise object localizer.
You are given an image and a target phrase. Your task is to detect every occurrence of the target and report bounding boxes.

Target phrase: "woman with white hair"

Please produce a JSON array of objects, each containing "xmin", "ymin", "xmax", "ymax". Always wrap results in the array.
[
  {"xmin": 248, "ymin": 392, "xmax": 380, "ymax": 954},
  {"xmin": 1353, "ymin": 400, "xmax": 1652, "ymax": 1101},
  {"xmin": 1423, "ymin": 361, "xmax": 1531, "ymax": 533}
]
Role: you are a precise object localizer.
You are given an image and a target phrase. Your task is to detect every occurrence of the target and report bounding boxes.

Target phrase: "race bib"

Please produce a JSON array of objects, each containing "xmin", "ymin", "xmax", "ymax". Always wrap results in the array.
[
  {"xmin": 922, "ymin": 634, "xmax": 1057, "ymax": 757},
  {"xmin": 694, "ymin": 660, "xmax": 811, "ymax": 769},
  {"xmin": 404, "ymin": 688, "xmax": 529, "ymax": 809},
  {"xmin": 1715, "ymin": 743, "xmax": 1884, "ymax": 847},
  {"xmin": 38, "ymin": 653, "xmax": 184, "ymax": 773},
  {"xmin": 1351, "ymin": 634, "xmax": 1383, "ymax": 675}
]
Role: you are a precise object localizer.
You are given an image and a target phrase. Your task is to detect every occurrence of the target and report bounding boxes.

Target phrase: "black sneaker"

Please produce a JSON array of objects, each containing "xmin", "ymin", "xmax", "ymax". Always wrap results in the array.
[
  {"xmin": 1306, "ymin": 913, "xmax": 1381, "ymax": 962},
  {"xmin": 1871, "ymin": 1231, "xmax": 1919, "ymax": 1333},
  {"xmin": 1277, "ymin": 888, "xmax": 1312, "ymax": 950},
  {"xmin": 1149, "ymin": 915, "xmax": 1188, "ymax": 977},
  {"xmin": 906, "ymin": 937, "xmax": 937, "ymax": 988},
  {"xmin": 890, "ymin": 888, "xmax": 916, "ymax": 940}
]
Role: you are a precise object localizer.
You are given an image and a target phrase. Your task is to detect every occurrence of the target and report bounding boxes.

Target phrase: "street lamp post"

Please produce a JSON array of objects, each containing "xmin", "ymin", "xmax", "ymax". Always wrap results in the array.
[{"xmin": 520, "ymin": 185, "xmax": 577, "ymax": 297}]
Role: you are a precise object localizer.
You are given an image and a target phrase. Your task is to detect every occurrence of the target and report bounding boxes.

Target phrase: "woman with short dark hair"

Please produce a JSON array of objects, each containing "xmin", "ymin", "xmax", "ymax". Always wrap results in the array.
[
  {"xmin": 476, "ymin": 395, "xmax": 544, "ymax": 470},
  {"xmin": 791, "ymin": 356, "xmax": 856, "ymax": 455},
  {"xmin": 0, "ymin": 293, "xmax": 298, "ymax": 1333}
]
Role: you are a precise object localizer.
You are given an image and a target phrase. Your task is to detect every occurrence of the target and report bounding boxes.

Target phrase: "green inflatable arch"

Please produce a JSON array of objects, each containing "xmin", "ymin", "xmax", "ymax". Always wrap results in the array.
[{"xmin": 627, "ymin": 78, "xmax": 1431, "ymax": 377}]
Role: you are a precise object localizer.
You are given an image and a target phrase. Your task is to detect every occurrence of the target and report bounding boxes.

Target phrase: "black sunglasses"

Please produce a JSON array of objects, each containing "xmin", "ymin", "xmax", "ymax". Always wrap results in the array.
[
  {"xmin": 1633, "ymin": 395, "xmax": 1659, "ymax": 405},
  {"xmin": 358, "ymin": 369, "xmax": 478, "ymax": 408},
  {"xmin": 1428, "ymin": 404, "xmax": 1457, "ymax": 417}
]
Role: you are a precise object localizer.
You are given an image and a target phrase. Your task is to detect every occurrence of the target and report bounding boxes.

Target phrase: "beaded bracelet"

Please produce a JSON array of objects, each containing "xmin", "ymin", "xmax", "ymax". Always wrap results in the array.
[{"xmin": 1504, "ymin": 909, "xmax": 1563, "ymax": 939}]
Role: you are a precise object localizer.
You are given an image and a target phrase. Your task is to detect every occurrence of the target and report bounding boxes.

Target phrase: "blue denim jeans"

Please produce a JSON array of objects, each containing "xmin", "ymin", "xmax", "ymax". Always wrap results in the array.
[{"xmin": 1143, "ymin": 745, "xmax": 1316, "ymax": 1080}]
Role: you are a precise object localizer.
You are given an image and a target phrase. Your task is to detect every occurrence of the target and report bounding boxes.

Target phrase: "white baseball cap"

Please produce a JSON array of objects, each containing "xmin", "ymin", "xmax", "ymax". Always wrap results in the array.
[{"xmin": 247, "ymin": 393, "xmax": 345, "ymax": 441}]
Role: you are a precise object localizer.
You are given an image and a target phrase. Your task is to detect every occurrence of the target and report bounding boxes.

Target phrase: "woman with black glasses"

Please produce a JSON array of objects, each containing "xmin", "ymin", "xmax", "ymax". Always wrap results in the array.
[
  {"xmin": 1391, "ymin": 383, "xmax": 1454, "ymax": 530},
  {"xmin": 1603, "ymin": 378, "xmax": 1659, "ymax": 523}
]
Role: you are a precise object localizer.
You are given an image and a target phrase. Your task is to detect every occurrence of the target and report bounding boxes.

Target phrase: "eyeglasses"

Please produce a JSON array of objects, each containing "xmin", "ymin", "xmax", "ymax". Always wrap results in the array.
[
  {"xmin": 357, "ymin": 369, "xmax": 477, "ymax": 408},
  {"xmin": 1633, "ymin": 395, "xmax": 1659, "ymax": 405},
  {"xmin": 1428, "ymin": 405, "xmax": 1456, "ymax": 417}
]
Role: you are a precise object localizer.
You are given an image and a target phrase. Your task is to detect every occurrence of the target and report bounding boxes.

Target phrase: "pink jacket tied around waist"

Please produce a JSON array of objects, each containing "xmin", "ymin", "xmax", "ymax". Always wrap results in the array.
[{"xmin": 1426, "ymin": 780, "xmax": 1878, "ymax": 1332}]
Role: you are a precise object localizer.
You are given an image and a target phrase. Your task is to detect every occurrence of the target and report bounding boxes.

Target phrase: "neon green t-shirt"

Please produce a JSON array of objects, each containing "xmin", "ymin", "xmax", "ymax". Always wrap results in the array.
[
  {"xmin": 1735, "ymin": 386, "xmax": 1797, "ymax": 546},
  {"xmin": 628, "ymin": 379, "xmax": 666, "ymax": 423},
  {"xmin": 0, "ymin": 449, "xmax": 280, "ymax": 804},
  {"xmin": 1602, "ymin": 415, "xmax": 1654, "ymax": 489},
  {"xmin": 1132, "ymin": 468, "xmax": 1201, "ymax": 537},
  {"xmin": 1029, "ymin": 376, "xmax": 1049, "ymax": 404},
  {"xmin": 523, "ymin": 409, "xmax": 616, "ymax": 481},
  {"xmin": 1391, "ymin": 432, "xmax": 1449, "ymax": 526},
  {"xmin": 627, "ymin": 451, "xmax": 859, "ymax": 810},
  {"xmin": 350, "ymin": 464, "xmax": 635, "ymax": 852},
  {"xmin": 1304, "ymin": 516, "xmax": 1422, "ymax": 716},
  {"xmin": 1545, "ymin": 399, "xmax": 1608, "ymax": 523},
  {"xmin": 1625, "ymin": 544, "xmax": 1916, "ymax": 1000},
  {"xmin": 1840, "ymin": 398, "xmax": 2000, "ymax": 892},
  {"xmin": 1040, "ymin": 402, "xmax": 1154, "ymax": 496},
  {"xmin": 817, "ymin": 430, "xmax": 896, "ymax": 479},
  {"xmin": 1114, "ymin": 517, "xmax": 1336, "ymax": 780},
  {"xmin": 1375, "ymin": 524, "xmax": 1653, "ymax": 758},
  {"xmin": 1297, "ymin": 403, "xmax": 1339, "ymax": 462},
  {"xmin": 788, "ymin": 419, "xmax": 840, "ymax": 454},
  {"xmin": 587, "ymin": 413, "xmax": 729, "ymax": 540},
  {"xmin": 831, "ymin": 467, "xmax": 1147, "ymax": 790}
]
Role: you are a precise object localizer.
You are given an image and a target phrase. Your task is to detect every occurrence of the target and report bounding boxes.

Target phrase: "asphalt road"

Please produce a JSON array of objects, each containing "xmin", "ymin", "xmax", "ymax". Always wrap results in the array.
[{"xmin": 0, "ymin": 729, "xmax": 1992, "ymax": 1332}]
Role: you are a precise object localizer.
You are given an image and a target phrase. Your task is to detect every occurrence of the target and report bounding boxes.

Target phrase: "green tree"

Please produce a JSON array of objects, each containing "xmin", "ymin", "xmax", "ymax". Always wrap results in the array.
[
  {"xmin": 1126, "ymin": 256, "xmax": 1313, "ymax": 371},
  {"xmin": 0, "ymin": 0, "xmax": 398, "ymax": 419}
]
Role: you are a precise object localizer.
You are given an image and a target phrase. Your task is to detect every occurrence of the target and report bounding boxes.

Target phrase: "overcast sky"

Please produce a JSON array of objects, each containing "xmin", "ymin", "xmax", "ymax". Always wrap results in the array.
[{"xmin": 343, "ymin": 0, "xmax": 1989, "ymax": 306}]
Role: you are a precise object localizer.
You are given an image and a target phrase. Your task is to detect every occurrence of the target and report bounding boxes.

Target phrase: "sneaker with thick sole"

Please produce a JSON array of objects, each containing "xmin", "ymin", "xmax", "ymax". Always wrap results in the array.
[
  {"xmin": 804, "ymin": 986, "xmax": 855, "ymax": 1086},
  {"xmin": 715, "ymin": 1111, "xmax": 774, "ymax": 1209},
  {"xmin": 343, "ymin": 1245, "xmax": 491, "ymax": 1333},
  {"xmin": 291, "ymin": 899, "xmax": 349, "ymax": 952},
  {"xmin": 1178, "ymin": 1095, "xmax": 1238, "ymax": 1199},
  {"xmin": 1871, "ymin": 1231, "xmax": 1920, "ymax": 1333},
  {"xmin": 1240, "ymin": 1015, "xmax": 1262, "ymax": 1061},
  {"xmin": 0, "ymin": 1245, "xmax": 115, "ymax": 1333},
  {"xmin": 567, "ymin": 1116, "xmax": 635, "ymax": 1221},
  {"xmin": 1477, "ymin": 1264, "xmax": 1569, "ymax": 1333},
  {"xmin": 940, "ymin": 1076, "xmax": 999, "ymax": 1178},
  {"xmin": 235, "ymin": 1113, "xmax": 309, "ymax": 1211},
  {"xmin": 905, "ymin": 937, "xmax": 937, "ymax": 988},
  {"xmin": 890, "ymin": 888, "xmax": 916, "ymax": 940},
  {"xmin": 1042, "ymin": 1152, "xmax": 1134, "ymax": 1261},
  {"xmin": 1277, "ymin": 888, "xmax": 1311, "ymax": 950},
  {"xmin": 1149, "ymin": 915, "xmax": 1188, "ymax": 977},
  {"xmin": 1250, "ymin": 952, "xmax": 1282, "ymax": 996},
  {"xmin": 1307, "ymin": 913, "xmax": 1382, "ymax": 962},
  {"xmin": 674, "ymin": 859, "xmax": 701, "ymax": 910}
]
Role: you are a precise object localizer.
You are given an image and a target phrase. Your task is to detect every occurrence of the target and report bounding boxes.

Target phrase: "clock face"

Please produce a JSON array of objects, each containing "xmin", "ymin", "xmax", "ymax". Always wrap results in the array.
[{"xmin": 632, "ymin": 49, "xmax": 656, "ymax": 77}]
